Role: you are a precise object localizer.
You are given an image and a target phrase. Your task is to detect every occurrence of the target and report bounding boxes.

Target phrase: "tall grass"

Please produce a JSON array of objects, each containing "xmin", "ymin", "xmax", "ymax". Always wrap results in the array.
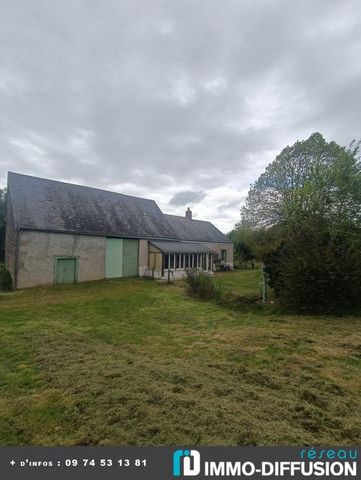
[{"xmin": 184, "ymin": 269, "xmax": 222, "ymax": 301}]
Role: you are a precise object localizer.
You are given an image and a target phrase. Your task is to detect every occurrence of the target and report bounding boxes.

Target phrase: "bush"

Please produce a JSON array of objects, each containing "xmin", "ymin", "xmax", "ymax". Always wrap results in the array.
[
  {"xmin": 264, "ymin": 228, "xmax": 361, "ymax": 314},
  {"xmin": 216, "ymin": 262, "xmax": 231, "ymax": 272},
  {"xmin": 0, "ymin": 265, "xmax": 12, "ymax": 291},
  {"xmin": 184, "ymin": 269, "xmax": 221, "ymax": 301}
]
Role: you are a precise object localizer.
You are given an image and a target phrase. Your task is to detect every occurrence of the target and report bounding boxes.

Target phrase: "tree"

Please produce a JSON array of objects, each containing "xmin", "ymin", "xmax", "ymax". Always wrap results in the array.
[
  {"xmin": 239, "ymin": 133, "xmax": 361, "ymax": 313},
  {"xmin": 234, "ymin": 240, "xmax": 254, "ymax": 263},
  {"xmin": 264, "ymin": 220, "xmax": 361, "ymax": 313},
  {"xmin": 231, "ymin": 224, "xmax": 282, "ymax": 261},
  {"xmin": 241, "ymin": 132, "xmax": 361, "ymax": 231}
]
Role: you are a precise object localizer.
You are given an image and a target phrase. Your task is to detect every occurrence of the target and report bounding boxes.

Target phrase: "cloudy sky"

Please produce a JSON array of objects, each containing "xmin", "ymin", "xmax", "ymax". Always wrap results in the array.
[{"xmin": 1, "ymin": 0, "xmax": 361, "ymax": 232}]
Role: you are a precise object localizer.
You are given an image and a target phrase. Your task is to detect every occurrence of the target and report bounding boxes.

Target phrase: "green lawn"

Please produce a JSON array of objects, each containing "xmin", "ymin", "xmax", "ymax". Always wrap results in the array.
[
  {"xmin": 216, "ymin": 269, "xmax": 267, "ymax": 299},
  {"xmin": 0, "ymin": 271, "xmax": 360, "ymax": 445}
]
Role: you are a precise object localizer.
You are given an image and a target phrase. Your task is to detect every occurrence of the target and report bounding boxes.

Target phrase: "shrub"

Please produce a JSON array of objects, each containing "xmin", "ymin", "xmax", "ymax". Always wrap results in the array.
[
  {"xmin": 0, "ymin": 265, "xmax": 12, "ymax": 291},
  {"xmin": 184, "ymin": 269, "xmax": 221, "ymax": 301},
  {"xmin": 264, "ymin": 227, "xmax": 361, "ymax": 314}
]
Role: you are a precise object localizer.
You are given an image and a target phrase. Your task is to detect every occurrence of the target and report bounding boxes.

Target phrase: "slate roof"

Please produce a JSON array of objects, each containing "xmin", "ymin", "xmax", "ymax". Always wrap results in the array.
[
  {"xmin": 150, "ymin": 240, "xmax": 214, "ymax": 254},
  {"xmin": 7, "ymin": 172, "xmax": 178, "ymax": 240},
  {"xmin": 7, "ymin": 172, "xmax": 232, "ymax": 244},
  {"xmin": 164, "ymin": 214, "xmax": 232, "ymax": 244}
]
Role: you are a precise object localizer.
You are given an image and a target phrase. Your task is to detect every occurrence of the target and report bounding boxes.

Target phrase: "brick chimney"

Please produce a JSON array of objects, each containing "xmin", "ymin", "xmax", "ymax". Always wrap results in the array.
[{"xmin": 185, "ymin": 207, "xmax": 192, "ymax": 220}]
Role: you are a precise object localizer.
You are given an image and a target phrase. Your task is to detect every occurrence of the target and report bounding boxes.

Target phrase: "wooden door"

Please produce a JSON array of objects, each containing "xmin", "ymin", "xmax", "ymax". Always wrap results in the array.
[
  {"xmin": 105, "ymin": 238, "xmax": 123, "ymax": 278},
  {"xmin": 55, "ymin": 258, "xmax": 77, "ymax": 284},
  {"xmin": 122, "ymin": 239, "xmax": 139, "ymax": 277}
]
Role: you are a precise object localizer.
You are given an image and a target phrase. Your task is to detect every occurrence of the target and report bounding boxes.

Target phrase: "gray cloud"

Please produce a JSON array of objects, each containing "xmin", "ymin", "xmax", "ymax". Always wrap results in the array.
[
  {"xmin": 1, "ymin": 0, "xmax": 361, "ymax": 232},
  {"xmin": 218, "ymin": 199, "xmax": 241, "ymax": 211},
  {"xmin": 169, "ymin": 190, "xmax": 207, "ymax": 206}
]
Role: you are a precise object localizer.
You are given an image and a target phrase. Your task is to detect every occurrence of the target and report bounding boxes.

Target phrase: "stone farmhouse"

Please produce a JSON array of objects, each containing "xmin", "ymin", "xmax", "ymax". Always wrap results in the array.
[{"xmin": 5, "ymin": 172, "xmax": 233, "ymax": 288}]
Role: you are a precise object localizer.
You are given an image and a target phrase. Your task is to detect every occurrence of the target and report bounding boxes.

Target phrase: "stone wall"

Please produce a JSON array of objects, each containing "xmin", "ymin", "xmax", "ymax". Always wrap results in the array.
[
  {"xmin": 17, "ymin": 231, "xmax": 106, "ymax": 288},
  {"xmin": 5, "ymin": 194, "xmax": 17, "ymax": 286}
]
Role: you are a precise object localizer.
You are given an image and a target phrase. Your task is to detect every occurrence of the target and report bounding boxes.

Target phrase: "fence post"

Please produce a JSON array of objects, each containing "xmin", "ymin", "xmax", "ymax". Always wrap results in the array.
[{"xmin": 261, "ymin": 265, "xmax": 268, "ymax": 305}]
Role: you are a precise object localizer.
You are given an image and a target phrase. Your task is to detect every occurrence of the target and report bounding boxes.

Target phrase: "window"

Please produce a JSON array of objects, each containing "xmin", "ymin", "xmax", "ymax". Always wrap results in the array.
[
  {"xmin": 164, "ymin": 254, "xmax": 169, "ymax": 269},
  {"xmin": 221, "ymin": 249, "xmax": 227, "ymax": 262}
]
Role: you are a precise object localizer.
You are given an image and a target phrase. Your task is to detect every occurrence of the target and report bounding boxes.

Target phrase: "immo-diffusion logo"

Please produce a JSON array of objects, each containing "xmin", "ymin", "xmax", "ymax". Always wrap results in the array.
[{"xmin": 173, "ymin": 449, "xmax": 201, "ymax": 477}]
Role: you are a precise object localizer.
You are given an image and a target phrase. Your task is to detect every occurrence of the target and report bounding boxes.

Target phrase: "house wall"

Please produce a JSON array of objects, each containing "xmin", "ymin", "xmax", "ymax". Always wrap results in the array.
[
  {"xmin": 138, "ymin": 239, "xmax": 148, "ymax": 276},
  {"xmin": 203, "ymin": 242, "xmax": 234, "ymax": 266},
  {"xmin": 17, "ymin": 231, "xmax": 106, "ymax": 288},
  {"xmin": 5, "ymin": 193, "xmax": 17, "ymax": 286},
  {"xmin": 13, "ymin": 231, "xmax": 233, "ymax": 288}
]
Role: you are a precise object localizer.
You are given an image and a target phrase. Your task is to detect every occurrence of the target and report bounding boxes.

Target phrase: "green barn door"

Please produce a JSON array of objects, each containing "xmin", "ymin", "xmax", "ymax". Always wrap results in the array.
[
  {"xmin": 55, "ymin": 258, "xmax": 77, "ymax": 284},
  {"xmin": 122, "ymin": 239, "xmax": 139, "ymax": 277},
  {"xmin": 105, "ymin": 238, "xmax": 123, "ymax": 278}
]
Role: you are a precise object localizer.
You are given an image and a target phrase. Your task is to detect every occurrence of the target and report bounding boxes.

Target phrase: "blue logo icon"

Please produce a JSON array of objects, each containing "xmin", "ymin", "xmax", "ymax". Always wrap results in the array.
[{"xmin": 173, "ymin": 449, "xmax": 201, "ymax": 476}]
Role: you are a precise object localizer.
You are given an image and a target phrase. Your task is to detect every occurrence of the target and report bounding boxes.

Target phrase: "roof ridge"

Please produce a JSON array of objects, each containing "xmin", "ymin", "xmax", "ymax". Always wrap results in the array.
[{"xmin": 7, "ymin": 171, "xmax": 156, "ymax": 204}]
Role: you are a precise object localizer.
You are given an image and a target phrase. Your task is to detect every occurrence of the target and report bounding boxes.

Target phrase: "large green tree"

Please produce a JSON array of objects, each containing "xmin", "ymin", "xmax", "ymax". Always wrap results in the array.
[
  {"xmin": 241, "ymin": 132, "xmax": 361, "ymax": 232},
  {"xmin": 229, "ymin": 225, "xmax": 281, "ymax": 261},
  {"xmin": 239, "ymin": 133, "xmax": 361, "ymax": 313}
]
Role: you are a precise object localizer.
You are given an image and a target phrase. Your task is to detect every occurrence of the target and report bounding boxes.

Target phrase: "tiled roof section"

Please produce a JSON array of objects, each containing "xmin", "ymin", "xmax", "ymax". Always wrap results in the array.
[
  {"xmin": 7, "ymin": 172, "xmax": 179, "ymax": 240},
  {"xmin": 164, "ymin": 214, "xmax": 232, "ymax": 244}
]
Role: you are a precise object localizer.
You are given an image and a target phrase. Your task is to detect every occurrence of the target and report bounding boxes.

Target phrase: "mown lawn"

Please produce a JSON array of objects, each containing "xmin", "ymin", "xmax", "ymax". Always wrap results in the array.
[{"xmin": 0, "ymin": 271, "xmax": 360, "ymax": 446}]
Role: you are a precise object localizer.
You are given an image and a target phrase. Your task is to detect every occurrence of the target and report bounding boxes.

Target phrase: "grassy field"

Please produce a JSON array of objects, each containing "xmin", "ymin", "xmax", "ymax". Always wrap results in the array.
[
  {"xmin": 215, "ymin": 269, "xmax": 270, "ymax": 300},
  {"xmin": 0, "ymin": 270, "xmax": 360, "ymax": 446}
]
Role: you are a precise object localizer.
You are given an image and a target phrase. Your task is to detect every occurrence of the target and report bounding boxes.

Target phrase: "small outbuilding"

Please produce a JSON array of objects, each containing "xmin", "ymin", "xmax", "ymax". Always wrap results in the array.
[{"xmin": 5, "ymin": 172, "xmax": 233, "ymax": 288}]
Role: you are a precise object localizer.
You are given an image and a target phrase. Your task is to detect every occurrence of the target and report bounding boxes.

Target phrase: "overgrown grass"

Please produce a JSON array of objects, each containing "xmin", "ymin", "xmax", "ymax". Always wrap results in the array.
[{"xmin": 0, "ymin": 271, "xmax": 360, "ymax": 445}]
